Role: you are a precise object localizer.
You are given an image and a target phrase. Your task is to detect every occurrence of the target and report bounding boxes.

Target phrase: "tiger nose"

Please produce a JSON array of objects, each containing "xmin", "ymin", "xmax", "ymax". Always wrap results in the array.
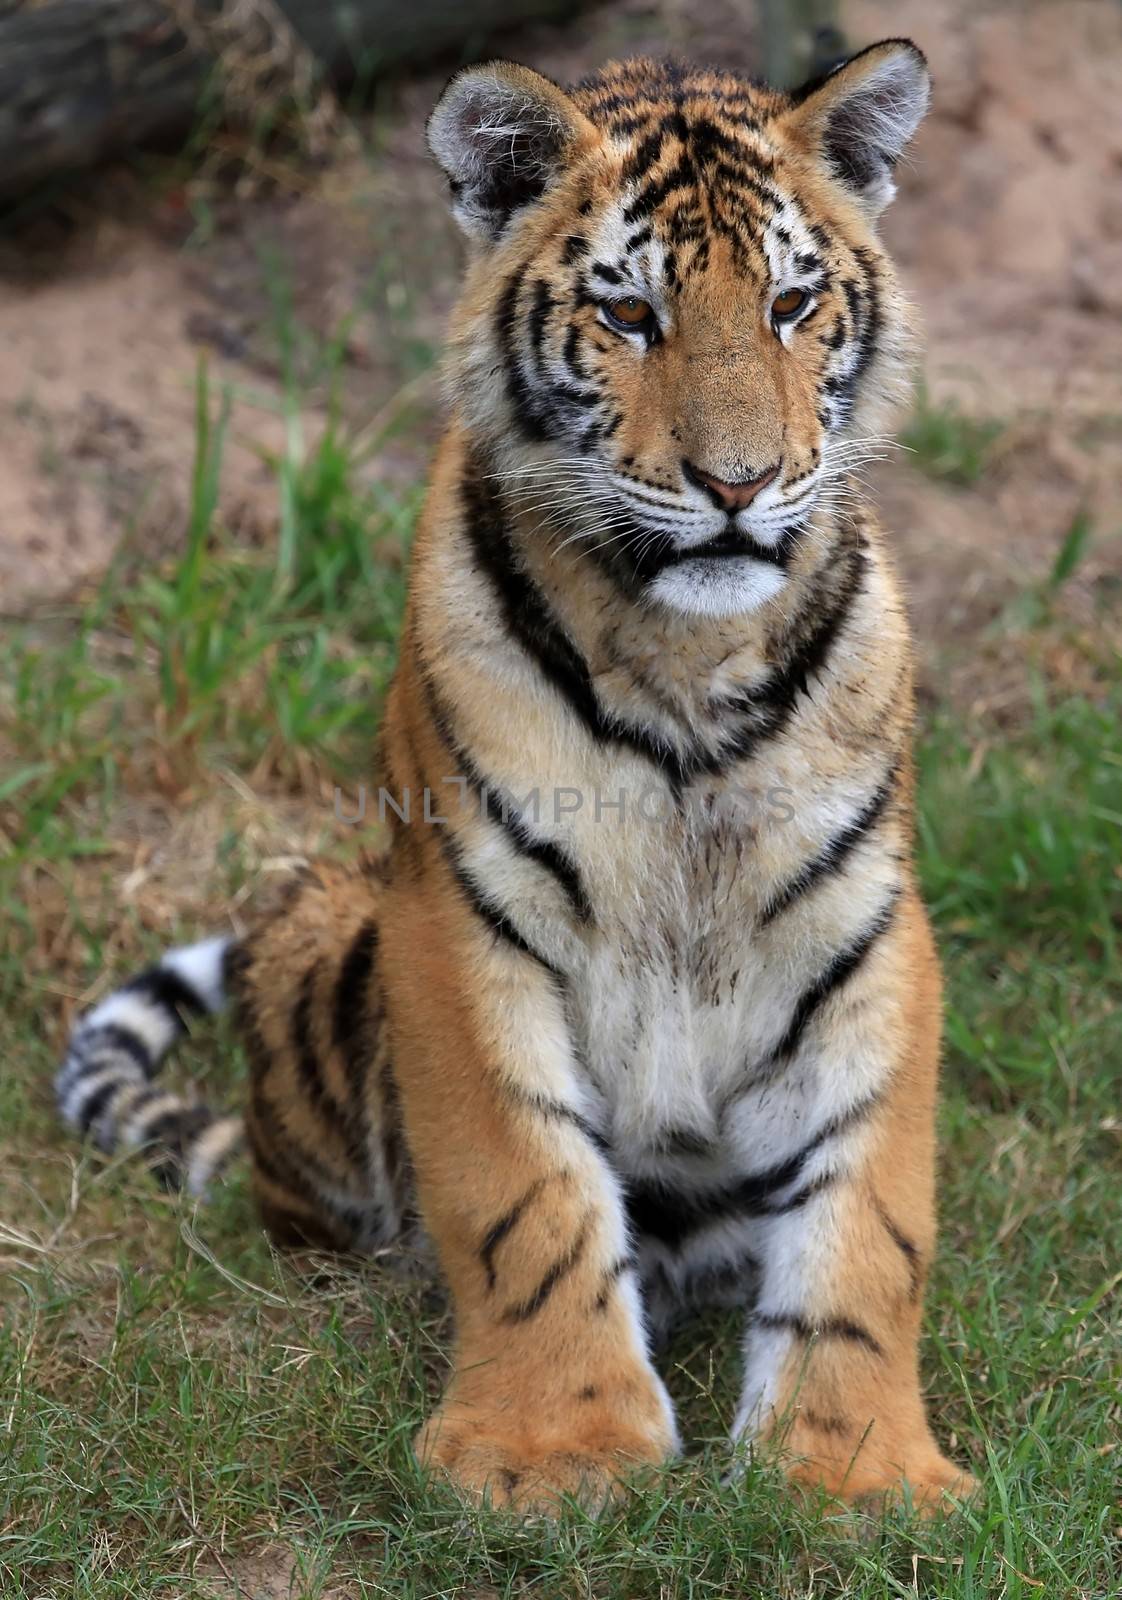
[{"xmin": 683, "ymin": 459, "xmax": 781, "ymax": 511}]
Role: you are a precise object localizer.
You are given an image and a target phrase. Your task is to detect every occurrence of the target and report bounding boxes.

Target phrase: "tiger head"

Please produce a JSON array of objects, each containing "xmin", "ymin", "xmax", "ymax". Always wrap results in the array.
[{"xmin": 428, "ymin": 43, "xmax": 930, "ymax": 618}]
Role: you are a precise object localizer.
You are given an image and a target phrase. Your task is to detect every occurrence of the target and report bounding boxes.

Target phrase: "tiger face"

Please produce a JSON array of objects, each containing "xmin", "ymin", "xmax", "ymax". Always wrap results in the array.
[{"xmin": 429, "ymin": 45, "xmax": 930, "ymax": 618}]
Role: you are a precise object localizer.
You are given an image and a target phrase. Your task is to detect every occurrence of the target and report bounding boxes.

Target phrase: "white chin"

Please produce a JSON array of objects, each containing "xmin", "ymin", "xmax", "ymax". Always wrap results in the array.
[{"xmin": 647, "ymin": 558, "xmax": 789, "ymax": 618}]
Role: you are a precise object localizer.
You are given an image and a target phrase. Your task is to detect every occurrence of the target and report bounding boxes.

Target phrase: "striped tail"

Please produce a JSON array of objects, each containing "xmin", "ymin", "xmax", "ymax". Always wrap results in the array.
[{"xmin": 56, "ymin": 936, "xmax": 244, "ymax": 1196}]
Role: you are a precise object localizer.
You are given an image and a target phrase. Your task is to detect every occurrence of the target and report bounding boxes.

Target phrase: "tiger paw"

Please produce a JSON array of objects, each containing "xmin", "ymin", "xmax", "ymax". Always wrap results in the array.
[
  {"xmin": 784, "ymin": 1435, "xmax": 978, "ymax": 1516},
  {"xmin": 870, "ymin": 1457, "xmax": 979, "ymax": 1517},
  {"xmin": 415, "ymin": 1399, "xmax": 675, "ymax": 1514}
]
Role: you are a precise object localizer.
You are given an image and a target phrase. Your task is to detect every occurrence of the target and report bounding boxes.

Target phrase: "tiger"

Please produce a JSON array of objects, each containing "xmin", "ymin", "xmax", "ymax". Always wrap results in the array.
[{"xmin": 56, "ymin": 40, "xmax": 979, "ymax": 1514}]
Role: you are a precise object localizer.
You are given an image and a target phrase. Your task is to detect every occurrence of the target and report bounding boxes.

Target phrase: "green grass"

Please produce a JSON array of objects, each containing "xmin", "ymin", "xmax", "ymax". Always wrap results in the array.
[
  {"xmin": 0, "ymin": 376, "xmax": 1119, "ymax": 1596},
  {"xmin": 0, "ymin": 364, "xmax": 415, "ymax": 879},
  {"xmin": 902, "ymin": 389, "xmax": 1006, "ymax": 486}
]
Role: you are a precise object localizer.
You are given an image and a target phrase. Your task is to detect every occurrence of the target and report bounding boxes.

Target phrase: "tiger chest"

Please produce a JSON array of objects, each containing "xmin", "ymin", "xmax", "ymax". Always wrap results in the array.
[{"xmin": 564, "ymin": 804, "xmax": 797, "ymax": 1174}]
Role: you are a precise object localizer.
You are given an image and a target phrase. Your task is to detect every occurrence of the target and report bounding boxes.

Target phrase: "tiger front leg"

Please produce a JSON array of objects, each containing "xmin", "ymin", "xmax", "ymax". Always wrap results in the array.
[
  {"xmin": 380, "ymin": 883, "xmax": 677, "ymax": 1514},
  {"xmin": 731, "ymin": 892, "xmax": 976, "ymax": 1512}
]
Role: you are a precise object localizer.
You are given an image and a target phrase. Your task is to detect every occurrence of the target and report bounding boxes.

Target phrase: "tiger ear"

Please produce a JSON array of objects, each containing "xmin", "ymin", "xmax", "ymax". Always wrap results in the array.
[
  {"xmin": 428, "ymin": 61, "xmax": 596, "ymax": 242},
  {"xmin": 784, "ymin": 39, "xmax": 931, "ymax": 218}
]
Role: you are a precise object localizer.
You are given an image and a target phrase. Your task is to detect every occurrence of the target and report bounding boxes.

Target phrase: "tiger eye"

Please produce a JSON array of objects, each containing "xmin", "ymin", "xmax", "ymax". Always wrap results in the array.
[
  {"xmin": 771, "ymin": 287, "xmax": 809, "ymax": 320},
  {"xmin": 606, "ymin": 296, "xmax": 654, "ymax": 327}
]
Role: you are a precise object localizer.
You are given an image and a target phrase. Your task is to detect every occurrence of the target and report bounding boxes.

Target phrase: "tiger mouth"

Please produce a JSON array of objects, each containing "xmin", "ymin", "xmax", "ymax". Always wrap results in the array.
[{"xmin": 656, "ymin": 525, "xmax": 797, "ymax": 571}]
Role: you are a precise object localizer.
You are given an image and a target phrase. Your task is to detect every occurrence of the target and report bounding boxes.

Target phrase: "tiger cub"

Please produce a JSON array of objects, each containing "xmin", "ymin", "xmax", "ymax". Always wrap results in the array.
[{"xmin": 58, "ymin": 41, "xmax": 977, "ymax": 1513}]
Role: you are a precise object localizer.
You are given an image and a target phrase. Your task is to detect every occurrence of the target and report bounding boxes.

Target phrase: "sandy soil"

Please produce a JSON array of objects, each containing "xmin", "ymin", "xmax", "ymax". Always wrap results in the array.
[{"xmin": 1, "ymin": 0, "xmax": 1119, "ymax": 691}]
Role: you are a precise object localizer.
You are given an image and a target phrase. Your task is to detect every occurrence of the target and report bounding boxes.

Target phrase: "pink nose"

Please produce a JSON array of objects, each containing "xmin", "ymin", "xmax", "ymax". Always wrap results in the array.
[{"xmin": 684, "ymin": 460, "xmax": 781, "ymax": 511}]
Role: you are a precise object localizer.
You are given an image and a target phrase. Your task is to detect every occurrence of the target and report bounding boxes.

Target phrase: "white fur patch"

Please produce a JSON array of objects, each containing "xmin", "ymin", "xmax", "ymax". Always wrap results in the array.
[
  {"xmin": 58, "ymin": 1061, "xmax": 144, "ymax": 1131},
  {"xmin": 186, "ymin": 1115, "xmax": 244, "ymax": 1197},
  {"xmin": 649, "ymin": 558, "xmax": 789, "ymax": 618},
  {"xmin": 82, "ymin": 990, "xmax": 176, "ymax": 1060},
  {"xmin": 163, "ymin": 936, "xmax": 229, "ymax": 1014}
]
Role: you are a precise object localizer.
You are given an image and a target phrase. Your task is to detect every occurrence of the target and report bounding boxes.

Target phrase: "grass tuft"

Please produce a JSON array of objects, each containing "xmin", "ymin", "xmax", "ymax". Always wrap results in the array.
[
  {"xmin": 1048, "ymin": 509, "xmax": 1095, "ymax": 592},
  {"xmin": 0, "ymin": 360, "xmax": 414, "ymax": 879},
  {"xmin": 902, "ymin": 388, "xmax": 1005, "ymax": 486}
]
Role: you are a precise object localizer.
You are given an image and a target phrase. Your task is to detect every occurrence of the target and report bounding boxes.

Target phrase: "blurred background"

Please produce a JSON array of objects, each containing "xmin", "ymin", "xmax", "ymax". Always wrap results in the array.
[
  {"xmin": 3, "ymin": 0, "xmax": 1120, "ymax": 687},
  {"xmin": 0, "ymin": 3, "xmax": 1118, "ymax": 1595}
]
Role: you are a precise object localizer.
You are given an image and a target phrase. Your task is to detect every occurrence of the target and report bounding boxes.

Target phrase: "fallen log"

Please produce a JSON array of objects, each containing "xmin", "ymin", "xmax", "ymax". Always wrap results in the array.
[{"xmin": 0, "ymin": 0, "xmax": 584, "ymax": 197}]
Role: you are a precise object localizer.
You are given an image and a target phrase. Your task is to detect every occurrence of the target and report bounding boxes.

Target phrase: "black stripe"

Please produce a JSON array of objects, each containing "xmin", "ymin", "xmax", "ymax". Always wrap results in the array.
[
  {"xmin": 238, "ymin": 979, "xmax": 365, "ymax": 1224},
  {"xmin": 74, "ymin": 1073, "xmax": 132, "ymax": 1135},
  {"xmin": 528, "ymin": 278, "xmax": 554, "ymax": 367},
  {"xmin": 627, "ymin": 1093, "xmax": 878, "ymax": 1249},
  {"xmin": 767, "ymin": 535, "xmax": 866, "ymax": 705},
  {"xmin": 460, "ymin": 464, "xmax": 604, "ymax": 730},
  {"xmin": 751, "ymin": 1310, "xmax": 884, "ymax": 1358},
  {"xmin": 440, "ymin": 832, "xmax": 566, "ymax": 986},
  {"xmin": 134, "ymin": 1102, "xmax": 212, "ymax": 1154},
  {"xmin": 593, "ymin": 1254, "xmax": 633, "ymax": 1312},
  {"xmin": 247, "ymin": 1090, "xmax": 369, "ymax": 1237},
  {"xmin": 495, "ymin": 266, "xmax": 547, "ymax": 441},
  {"xmin": 80, "ymin": 1023, "xmax": 153, "ymax": 1078},
  {"xmin": 512, "ymin": 833, "xmax": 593, "ymax": 925},
  {"xmin": 500, "ymin": 1216, "xmax": 591, "ymax": 1324},
  {"xmin": 332, "ymin": 920, "xmax": 380, "ymax": 1108},
  {"xmin": 600, "ymin": 408, "xmax": 624, "ymax": 439},
  {"xmin": 803, "ymin": 1408, "xmax": 851, "ymax": 1436},
  {"xmin": 247, "ymin": 1114, "xmax": 314, "ymax": 1203},
  {"xmin": 506, "ymin": 1085, "xmax": 611, "ymax": 1153},
  {"xmin": 123, "ymin": 1096, "xmax": 211, "ymax": 1191},
  {"xmin": 648, "ymin": 1125, "xmax": 715, "ymax": 1158},
  {"xmin": 590, "ymin": 260, "xmax": 622, "ymax": 284},
  {"xmin": 594, "ymin": 109, "xmax": 657, "ymax": 137},
  {"xmin": 459, "ymin": 463, "xmax": 690, "ymax": 789},
  {"xmin": 622, "ymin": 128, "xmax": 665, "ymax": 182},
  {"xmin": 246, "ymin": 1117, "xmax": 365, "ymax": 1240},
  {"xmin": 623, "ymin": 154, "xmax": 696, "ymax": 224},
  {"xmin": 554, "ymin": 380, "xmax": 602, "ymax": 410},
  {"xmin": 498, "ymin": 268, "xmax": 600, "ymax": 429},
  {"xmin": 759, "ymin": 1170, "xmax": 837, "ymax": 1214},
  {"xmin": 291, "ymin": 964, "xmax": 356, "ymax": 1147},
  {"xmin": 705, "ymin": 534, "xmax": 866, "ymax": 777},
  {"xmin": 420, "ymin": 669, "xmax": 594, "ymax": 925},
  {"xmin": 851, "ymin": 247, "xmax": 882, "ymax": 395},
  {"xmin": 480, "ymin": 1180, "xmax": 546, "ymax": 1291},
  {"xmin": 710, "ymin": 162, "xmax": 779, "ymax": 211},
  {"xmin": 687, "ymin": 115, "xmax": 770, "ymax": 169},
  {"xmin": 823, "ymin": 317, "xmax": 848, "ymax": 351},
  {"xmin": 876, "ymin": 1199, "xmax": 923, "ymax": 1302},
  {"xmin": 765, "ymin": 890, "xmax": 900, "ymax": 1068},
  {"xmin": 561, "ymin": 319, "xmax": 588, "ymax": 383},
  {"xmin": 126, "ymin": 965, "xmax": 209, "ymax": 1028},
  {"xmin": 759, "ymin": 761, "xmax": 899, "ymax": 925}
]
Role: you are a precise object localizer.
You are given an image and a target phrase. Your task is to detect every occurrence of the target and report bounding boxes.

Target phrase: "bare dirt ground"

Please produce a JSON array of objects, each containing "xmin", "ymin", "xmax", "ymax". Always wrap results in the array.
[{"xmin": 2, "ymin": 0, "xmax": 1120, "ymax": 696}]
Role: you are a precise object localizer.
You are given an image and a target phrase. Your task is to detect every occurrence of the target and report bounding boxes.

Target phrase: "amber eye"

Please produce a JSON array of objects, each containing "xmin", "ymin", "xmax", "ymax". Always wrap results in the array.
[
  {"xmin": 771, "ymin": 287, "xmax": 809, "ymax": 322},
  {"xmin": 603, "ymin": 295, "xmax": 655, "ymax": 331}
]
